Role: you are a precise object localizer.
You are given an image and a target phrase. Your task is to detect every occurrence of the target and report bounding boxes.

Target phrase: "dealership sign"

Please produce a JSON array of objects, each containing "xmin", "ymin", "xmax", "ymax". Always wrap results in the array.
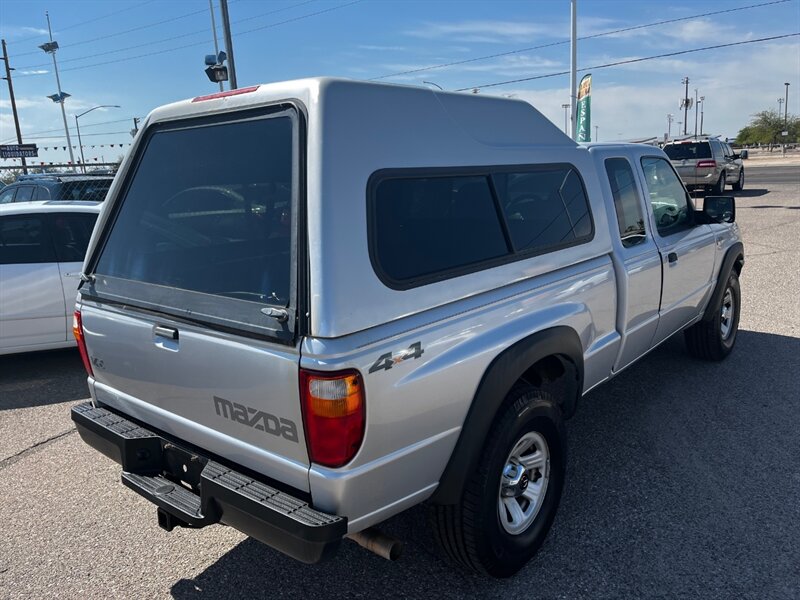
[{"xmin": 0, "ymin": 144, "xmax": 38, "ymax": 158}]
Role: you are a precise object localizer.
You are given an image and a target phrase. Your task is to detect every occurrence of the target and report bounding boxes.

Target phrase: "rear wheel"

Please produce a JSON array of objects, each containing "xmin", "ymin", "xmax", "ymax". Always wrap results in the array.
[
  {"xmin": 429, "ymin": 385, "xmax": 566, "ymax": 578},
  {"xmin": 713, "ymin": 172, "xmax": 727, "ymax": 194},
  {"xmin": 684, "ymin": 271, "xmax": 740, "ymax": 360},
  {"xmin": 732, "ymin": 169, "xmax": 744, "ymax": 191}
]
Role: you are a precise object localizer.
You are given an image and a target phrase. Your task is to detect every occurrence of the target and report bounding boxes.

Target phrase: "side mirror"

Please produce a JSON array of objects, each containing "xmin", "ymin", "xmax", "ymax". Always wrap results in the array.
[
  {"xmin": 740, "ymin": 149, "xmax": 749, "ymax": 159},
  {"xmin": 702, "ymin": 196, "xmax": 735, "ymax": 223}
]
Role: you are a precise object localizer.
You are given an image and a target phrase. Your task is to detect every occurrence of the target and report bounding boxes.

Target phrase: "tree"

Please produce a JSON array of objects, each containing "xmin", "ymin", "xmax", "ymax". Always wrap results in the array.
[{"xmin": 736, "ymin": 109, "xmax": 799, "ymax": 147}]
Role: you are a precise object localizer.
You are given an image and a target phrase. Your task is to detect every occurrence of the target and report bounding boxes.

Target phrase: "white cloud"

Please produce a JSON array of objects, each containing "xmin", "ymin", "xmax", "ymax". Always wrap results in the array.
[
  {"xmin": 405, "ymin": 20, "xmax": 556, "ymax": 43},
  {"xmin": 488, "ymin": 40, "xmax": 800, "ymax": 141},
  {"xmin": 0, "ymin": 25, "xmax": 49, "ymax": 39},
  {"xmin": 357, "ymin": 44, "xmax": 406, "ymax": 52},
  {"xmin": 19, "ymin": 69, "xmax": 49, "ymax": 75}
]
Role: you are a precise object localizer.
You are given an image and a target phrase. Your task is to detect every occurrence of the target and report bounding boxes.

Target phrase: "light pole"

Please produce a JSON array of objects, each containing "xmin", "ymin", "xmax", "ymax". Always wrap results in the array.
[
  {"xmin": 422, "ymin": 81, "xmax": 443, "ymax": 90},
  {"xmin": 562, "ymin": 103, "xmax": 570, "ymax": 134},
  {"xmin": 594, "ymin": 125, "xmax": 598, "ymax": 142},
  {"xmin": 784, "ymin": 82, "xmax": 790, "ymax": 127},
  {"xmin": 699, "ymin": 97, "xmax": 705, "ymax": 136},
  {"xmin": 208, "ymin": 0, "xmax": 224, "ymax": 92},
  {"xmin": 667, "ymin": 113, "xmax": 674, "ymax": 140},
  {"xmin": 681, "ymin": 76, "xmax": 690, "ymax": 135},
  {"xmin": 75, "ymin": 105, "xmax": 120, "ymax": 172},
  {"xmin": 777, "ymin": 97, "xmax": 784, "ymax": 116},
  {"xmin": 694, "ymin": 89, "xmax": 699, "ymax": 138},
  {"xmin": 40, "ymin": 12, "xmax": 76, "ymax": 171}
]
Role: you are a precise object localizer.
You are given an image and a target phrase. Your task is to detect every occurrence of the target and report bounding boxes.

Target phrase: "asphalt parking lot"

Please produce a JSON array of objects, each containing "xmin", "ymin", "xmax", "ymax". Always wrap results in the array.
[{"xmin": 1, "ymin": 165, "xmax": 798, "ymax": 599}]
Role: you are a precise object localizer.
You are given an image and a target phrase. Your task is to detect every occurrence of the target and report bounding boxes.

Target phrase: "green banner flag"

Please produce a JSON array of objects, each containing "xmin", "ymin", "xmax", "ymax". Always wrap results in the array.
[{"xmin": 576, "ymin": 74, "xmax": 592, "ymax": 142}]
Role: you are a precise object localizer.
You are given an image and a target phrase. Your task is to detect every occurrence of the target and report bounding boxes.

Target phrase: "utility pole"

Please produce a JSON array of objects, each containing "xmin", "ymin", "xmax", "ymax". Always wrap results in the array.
[
  {"xmin": 777, "ymin": 97, "xmax": 784, "ymax": 116},
  {"xmin": 594, "ymin": 125, "xmax": 598, "ymax": 142},
  {"xmin": 667, "ymin": 113, "xmax": 674, "ymax": 140},
  {"xmin": 40, "ymin": 12, "xmax": 76, "ymax": 171},
  {"xmin": 570, "ymin": 0, "xmax": 577, "ymax": 140},
  {"xmin": 219, "ymin": 0, "xmax": 237, "ymax": 89},
  {"xmin": 1, "ymin": 39, "xmax": 28, "ymax": 174},
  {"xmin": 561, "ymin": 103, "xmax": 570, "ymax": 134},
  {"xmin": 208, "ymin": 0, "xmax": 224, "ymax": 92},
  {"xmin": 681, "ymin": 77, "xmax": 689, "ymax": 135},
  {"xmin": 130, "ymin": 117, "xmax": 140, "ymax": 137},
  {"xmin": 694, "ymin": 89, "xmax": 699, "ymax": 138}
]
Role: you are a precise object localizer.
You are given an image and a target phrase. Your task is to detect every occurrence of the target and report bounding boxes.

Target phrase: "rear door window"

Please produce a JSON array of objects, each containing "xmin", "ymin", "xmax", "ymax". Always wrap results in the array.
[
  {"xmin": 0, "ymin": 215, "xmax": 56, "ymax": 264},
  {"xmin": 663, "ymin": 143, "xmax": 712, "ymax": 160},
  {"xmin": 12, "ymin": 186, "xmax": 35, "ymax": 203},
  {"xmin": 90, "ymin": 107, "xmax": 298, "ymax": 338},
  {"xmin": 0, "ymin": 187, "xmax": 15, "ymax": 204},
  {"xmin": 50, "ymin": 212, "xmax": 98, "ymax": 262}
]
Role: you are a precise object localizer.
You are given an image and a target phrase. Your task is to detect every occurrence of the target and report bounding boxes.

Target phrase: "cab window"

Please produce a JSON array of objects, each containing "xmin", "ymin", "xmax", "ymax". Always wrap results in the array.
[
  {"xmin": 605, "ymin": 158, "xmax": 646, "ymax": 247},
  {"xmin": 640, "ymin": 157, "xmax": 692, "ymax": 236}
]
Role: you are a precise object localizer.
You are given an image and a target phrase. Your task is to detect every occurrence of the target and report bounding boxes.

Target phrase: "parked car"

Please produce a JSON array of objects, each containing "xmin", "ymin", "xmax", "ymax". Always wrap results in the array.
[
  {"xmin": 0, "ymin": 173, "xmax": 114, "ymax": 204},
  {"xmin": 0, "ymin": 201, "xmax": 101, "ymax": 354},
  {"xmin": 662, "ymin": 138, "xmax": 744, "ymax": 194},
  {"xmin": 70, "ymin": 79, "xmax": 743, "ymax": 577}
]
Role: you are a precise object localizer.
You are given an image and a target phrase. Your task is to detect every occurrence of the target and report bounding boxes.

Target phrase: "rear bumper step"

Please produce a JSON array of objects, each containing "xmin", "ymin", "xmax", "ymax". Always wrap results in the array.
[{"xmin": 71, "ymin": 402, "xmax": 346, "ymax": 563}]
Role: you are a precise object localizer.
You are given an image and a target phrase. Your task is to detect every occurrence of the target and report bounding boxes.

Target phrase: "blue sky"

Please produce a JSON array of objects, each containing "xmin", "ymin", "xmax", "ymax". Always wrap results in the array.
[{"xmin": 1, "ymin": 0, "xmax": 799, "ymax": 166}]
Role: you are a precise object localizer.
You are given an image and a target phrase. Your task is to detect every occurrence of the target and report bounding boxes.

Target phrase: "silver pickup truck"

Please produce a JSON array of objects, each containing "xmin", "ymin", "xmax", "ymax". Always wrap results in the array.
[{"xmin": 71, "ymin": 78, "xmax": 743, "ymax": 578}]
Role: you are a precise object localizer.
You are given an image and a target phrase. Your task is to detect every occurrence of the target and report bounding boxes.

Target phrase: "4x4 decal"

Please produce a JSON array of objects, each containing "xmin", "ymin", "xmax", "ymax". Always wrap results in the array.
[{"xmin": 368, "ymin": 341, "xmax": 424, "ymax": 374}]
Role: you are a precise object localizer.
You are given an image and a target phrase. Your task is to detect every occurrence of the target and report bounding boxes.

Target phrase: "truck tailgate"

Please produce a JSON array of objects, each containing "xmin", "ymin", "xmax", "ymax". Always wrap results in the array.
[{"xmin": 81, "ymin": 301, "xmax": 309, "ymax": 489}]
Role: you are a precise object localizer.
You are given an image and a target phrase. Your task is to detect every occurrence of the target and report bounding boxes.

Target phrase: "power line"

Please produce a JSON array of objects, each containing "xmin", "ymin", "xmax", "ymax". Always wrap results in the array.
[
  {"xmin": 0, "ymin": 118, "xmax": 137, "ymax": 144},
  {"xmin": 370, "ymin": 0, "xmax": 792, "ymax": 81},
  {"xmin": 454, "ymin": 33, "xmax": 800, "ymax": 91},
  {"xmin": 18, "ymin": 131, "xmax": 131, "ymax": 140},
  {"xmin": 15, "ymin": 0, "xmax": 319, "ymax": 70},
  {"xmin": 15, "ymin": 0, "xmax": 363, "ymax": 78},
  {"xmin": 5, "ymin": 1, "xmax": 157, "ymax": 48}
]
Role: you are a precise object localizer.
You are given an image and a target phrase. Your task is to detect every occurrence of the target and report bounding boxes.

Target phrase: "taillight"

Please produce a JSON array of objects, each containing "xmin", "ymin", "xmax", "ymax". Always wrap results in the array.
[
  {"xmin": 299, "ymin": 369, "xmax": 365, "ymax": 468},
  {"xmin": 696, "ymin": 160, "xmax": 717, "ymax": 169},
  {"xmin": 72, "ymin": 310, "xmax": 94, "ymax": 377}
]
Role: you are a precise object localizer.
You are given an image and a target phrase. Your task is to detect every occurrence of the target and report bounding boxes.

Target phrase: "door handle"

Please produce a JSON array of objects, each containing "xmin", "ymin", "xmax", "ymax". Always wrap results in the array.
[
  {"xmin": 667, "ymin": 252, "xmax": 678, "ymax": 264},
  {"xmin": 154, "ymin": 325, "xmax": 179, "ymax": 340}
]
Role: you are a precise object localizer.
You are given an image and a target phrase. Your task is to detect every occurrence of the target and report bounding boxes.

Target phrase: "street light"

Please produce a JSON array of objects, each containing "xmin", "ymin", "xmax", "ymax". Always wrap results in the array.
[
  {"xmin": 75, "ymin": 105, "xmax": 120, "ymax": 172},
  {"xmin": 40, "ymin": 12, "xmax": 76, "ymax": 171},
  {"xmin": 784, "ymin": 82, "xmax": 790, "ymax": 127},
  {"xmin": 561, "ymin": 103, "xmax": 570, "ymax": 134},
  {"xmin": 667, "ymin": 113, "xmax": 674, "ymax": 140},
  {"xmin": 699, "ymin": 97, "xmax": 705, "ymax": 136}
]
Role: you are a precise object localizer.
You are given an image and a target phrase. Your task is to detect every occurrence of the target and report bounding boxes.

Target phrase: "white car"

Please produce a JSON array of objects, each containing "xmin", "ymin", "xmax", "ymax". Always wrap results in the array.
[{"xmin": 0, "ymin": 201, "xmax": 101, "ymax": 355}]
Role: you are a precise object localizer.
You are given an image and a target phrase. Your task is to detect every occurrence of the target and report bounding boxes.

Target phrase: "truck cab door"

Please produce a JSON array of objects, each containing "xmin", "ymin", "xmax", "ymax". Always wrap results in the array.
[
  {"xmin": 601, "ymin": 156, "xmax": 662, "ymax": 372},
  {"xmin": 638, "ymin": 156, "xmax": 715, "ymax": 346}
]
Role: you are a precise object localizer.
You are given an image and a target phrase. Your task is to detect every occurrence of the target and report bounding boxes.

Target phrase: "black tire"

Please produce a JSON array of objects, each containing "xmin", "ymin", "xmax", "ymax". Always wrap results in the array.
[
  {"xmin": 732, "ymin": 169, "xmax": 744, "ymax": 191},
  {"xmin": 429, "ymin": 385, "xmax": 566, "ymax": 578},
  {"xmin": 684, "ymin": 271, "xmax": 741, "ymax": 361},
  {"xmin": 713, "ymin": 172, "xmax": 727, "ymax": 194}
]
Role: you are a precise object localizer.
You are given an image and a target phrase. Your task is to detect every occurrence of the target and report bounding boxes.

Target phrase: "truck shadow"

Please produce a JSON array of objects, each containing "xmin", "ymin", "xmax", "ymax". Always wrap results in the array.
[
  {"xmin": 0, "ymin": 349, "xmax": 90, "ymax": 410},
  {"xmin": 170, "ymin": 329, "xmax": 800, "ymax": 599},
  {"xmin": 732, "ymin": 188, "xmax": 769, "ymax": 198}
]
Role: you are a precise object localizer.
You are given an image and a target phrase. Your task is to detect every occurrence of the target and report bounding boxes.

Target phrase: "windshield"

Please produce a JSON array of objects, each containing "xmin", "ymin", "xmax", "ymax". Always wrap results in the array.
[
  {"xmin": 663, "ymin": 143, "xmax": 712, "ymax": 160},
  {"xmin": 91, "ymin": 109, "xmax": 296, "ymax": 336}
]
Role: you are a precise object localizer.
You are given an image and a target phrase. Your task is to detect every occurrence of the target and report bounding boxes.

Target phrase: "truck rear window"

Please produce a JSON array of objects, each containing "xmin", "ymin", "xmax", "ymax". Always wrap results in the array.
[
  {"xmin": 92, "ymin": 109, "xmax": 296, "ymax": 336},
  {"xmin": 663, "ymin": 143, "xmax": 711, "ymax": 160}
]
